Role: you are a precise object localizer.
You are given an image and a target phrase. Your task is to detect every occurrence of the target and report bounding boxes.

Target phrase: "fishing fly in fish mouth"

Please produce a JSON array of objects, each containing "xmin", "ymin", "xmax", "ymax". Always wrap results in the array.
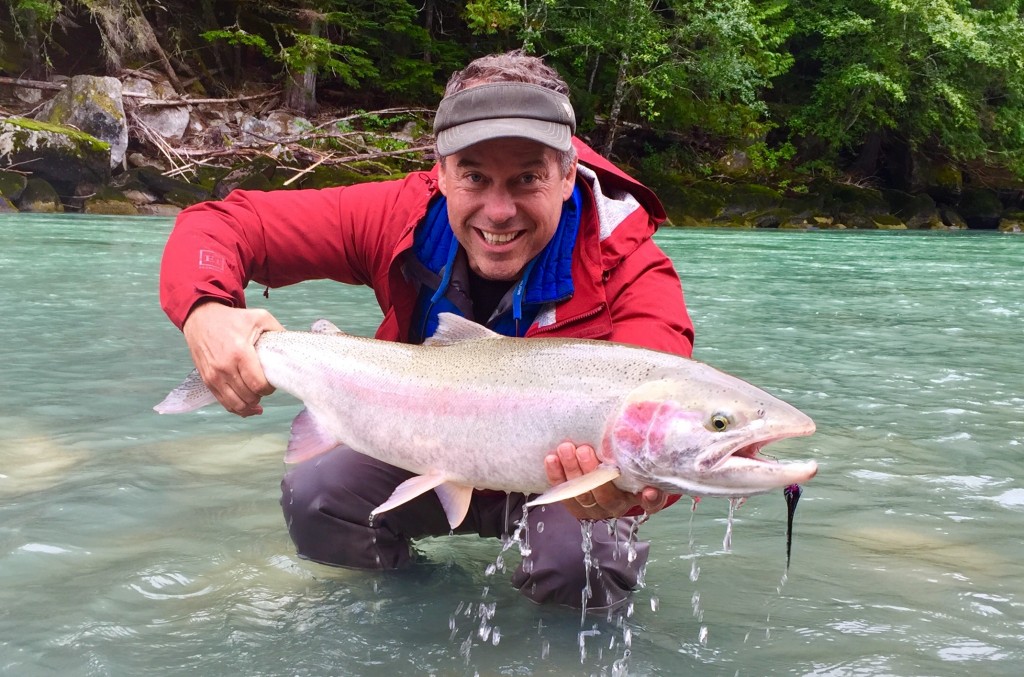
[{"xmin": 157, "ymin": 49, "xmax": 816, "ymax": 609}]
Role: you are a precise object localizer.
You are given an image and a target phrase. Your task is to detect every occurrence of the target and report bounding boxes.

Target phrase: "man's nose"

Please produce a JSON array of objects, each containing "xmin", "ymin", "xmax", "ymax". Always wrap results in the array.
[{"xmin": 483, "ymin": 187, "xmax": 517, "ymax": 223}]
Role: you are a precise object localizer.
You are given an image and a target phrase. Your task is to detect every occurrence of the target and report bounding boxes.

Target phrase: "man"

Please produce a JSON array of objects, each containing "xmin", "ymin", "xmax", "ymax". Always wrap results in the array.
[{"xmin": 160, "ymin": 51, "xmax": 694, "ymax": 610}]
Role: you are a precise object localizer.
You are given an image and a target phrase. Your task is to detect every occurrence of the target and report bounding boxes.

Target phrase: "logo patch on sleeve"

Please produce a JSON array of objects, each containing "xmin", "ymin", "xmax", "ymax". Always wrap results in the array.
[{"xmin": 198, "ymin": 249, "xmax": 226, "ymax": 272}]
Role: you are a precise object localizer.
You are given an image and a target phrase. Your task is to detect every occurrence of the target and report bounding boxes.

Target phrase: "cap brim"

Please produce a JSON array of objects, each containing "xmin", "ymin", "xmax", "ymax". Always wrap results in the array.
[{"xmin": 436, "ymin": 118, "xmax": 573, "ymax": 156}]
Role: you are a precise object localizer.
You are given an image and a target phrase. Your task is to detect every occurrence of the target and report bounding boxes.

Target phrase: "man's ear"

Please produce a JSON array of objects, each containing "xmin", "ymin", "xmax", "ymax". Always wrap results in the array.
[
  {"xmin": 436, "ymin": 158, "xmax": 449, "ymax": 196},
  {"xmin": 562, "ymin": 159, "xmax": 578, "ymax": 201}
]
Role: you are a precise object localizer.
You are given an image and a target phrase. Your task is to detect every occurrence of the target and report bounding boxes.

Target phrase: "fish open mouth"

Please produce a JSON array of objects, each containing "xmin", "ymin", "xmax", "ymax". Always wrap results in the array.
[{"xmin": 701, "ymin": 426, "xmax": 813, "ymax": 471}]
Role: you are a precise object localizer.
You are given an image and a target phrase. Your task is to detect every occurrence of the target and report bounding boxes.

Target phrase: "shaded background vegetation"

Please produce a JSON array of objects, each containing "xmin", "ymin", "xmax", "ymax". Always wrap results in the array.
[{"xmin": 3, "ymin": 0, "xmax": 1024, "ymax": 189}]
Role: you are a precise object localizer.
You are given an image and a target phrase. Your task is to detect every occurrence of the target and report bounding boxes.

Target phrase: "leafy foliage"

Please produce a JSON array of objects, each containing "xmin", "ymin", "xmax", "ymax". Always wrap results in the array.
[
  {"xmin": 3, "ymin": 0, "xmax": 1023, "ymax": 179},
  {"xmin": 784, "ymin": 0, "xmax": 1024, "ymax": 175}
]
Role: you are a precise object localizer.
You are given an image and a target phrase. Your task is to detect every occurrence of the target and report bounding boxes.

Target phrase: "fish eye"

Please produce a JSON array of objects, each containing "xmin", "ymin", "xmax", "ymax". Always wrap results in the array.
[{"xmin": 710, "ymin": 414, "xmax": 730, "ymax": 432}]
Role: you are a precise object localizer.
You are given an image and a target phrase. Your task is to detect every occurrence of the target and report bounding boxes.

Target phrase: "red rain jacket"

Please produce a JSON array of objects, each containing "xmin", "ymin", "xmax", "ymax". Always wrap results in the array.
[{"xmin": 160, "ymin": 139, "xmax": 694, "ymax": 356}]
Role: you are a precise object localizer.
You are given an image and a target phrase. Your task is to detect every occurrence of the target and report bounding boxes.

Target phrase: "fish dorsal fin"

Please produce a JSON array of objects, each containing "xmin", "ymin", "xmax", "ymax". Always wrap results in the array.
[
  {"xmin": 310, "ymin": 318, "xmax": 345, "ymax": 335},
  {"xmin": 284, "ymin": 408, "xmax": 341, "ymax": 464},
  {"xmin": 423, "ymin": 313, "xmax": 502, "ymax": 346},
  {"xmin": 370, "ymin": 471, "xmax": 475, "ymax": 528},
  {"xmin": 524, "ymin": 464, "xmax": 622, "ymax": 507}
]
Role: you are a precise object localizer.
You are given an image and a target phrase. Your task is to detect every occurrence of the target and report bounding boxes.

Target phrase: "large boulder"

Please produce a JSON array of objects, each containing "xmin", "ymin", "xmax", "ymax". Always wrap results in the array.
[
  {"xmin": 0, "ymin": 116, "xmax": 111, "ymax": 197},
  {"xmin": 124, "ymin": 76, "xmax": 190, "ymax": 143},
  {"xmin": 38, "ymin": 75, "xmax": 129, "ymax": 168},
  {"xmin": 957, "ymin": 188, "xmax": 1003, "ymax": 229},
  {"xmin": 17, "ymin": 178, "xmax": 63, "ymax": 212},
  {"xmin": 84, "ymin": 186, "xmax": 140, "ymax": 215},
  {"xmin": 132, "ymin": 166, "xmax": 211, "ymax": 206}
]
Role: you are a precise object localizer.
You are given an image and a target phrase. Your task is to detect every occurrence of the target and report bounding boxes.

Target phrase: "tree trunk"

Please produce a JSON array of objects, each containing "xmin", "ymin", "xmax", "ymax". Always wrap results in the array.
[
  {"xmin": 18, "ymin": 8, "xmax": 46, "ymax": 80},
  {"xmin": 130, "ymin": 0, "xmax": 184, "ymax": 91},
  {"xmin": 602, "ymin": 51, "xmax": 630, "ymax": 158},
  {"xmin": 284, "ymin": 65, "xmax": 318, "ymax": 116},
  {"xmin": 422, "ymin": 0, "xmax": 435, "ymax": 64},
  {"xmin": 283, "ymin": 12, "xmax": 321, "ymax": 116}
]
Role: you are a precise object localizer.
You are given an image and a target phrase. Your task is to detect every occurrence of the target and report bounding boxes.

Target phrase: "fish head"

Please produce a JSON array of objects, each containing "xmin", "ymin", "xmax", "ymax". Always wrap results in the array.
[{"xmin": 607, "ymin": 364, "xmax": 817, "ymax": 498}]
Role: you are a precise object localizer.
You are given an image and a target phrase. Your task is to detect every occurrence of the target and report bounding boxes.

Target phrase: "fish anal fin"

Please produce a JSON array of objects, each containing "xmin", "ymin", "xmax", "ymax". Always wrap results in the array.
[
  {"xmin": 432, "ymin": 483, "xmax": 475, "ymax": 529},
  {"xmin": 285, "ymin": 408, "xmax": 341, "ymax": 464},
  {"xmin": 424, "ymin": 313, "xmax": 502, "ymax": 346},
  {"xmin": 525, "ymin": 464, "xmax": 622, "ymax": 507}
]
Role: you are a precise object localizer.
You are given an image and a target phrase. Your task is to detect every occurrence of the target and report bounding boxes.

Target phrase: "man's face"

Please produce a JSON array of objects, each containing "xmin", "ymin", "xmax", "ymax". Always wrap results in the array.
[{"xmin": 437, "ymin": 137, "xmax": 577, "ymax": 281}]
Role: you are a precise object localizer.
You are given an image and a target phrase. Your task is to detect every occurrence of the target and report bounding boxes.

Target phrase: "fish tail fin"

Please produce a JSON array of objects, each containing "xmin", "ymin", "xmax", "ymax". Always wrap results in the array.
[{"xmin": 154, "ymin": 369, "xmax": 219, "ymax": 414}]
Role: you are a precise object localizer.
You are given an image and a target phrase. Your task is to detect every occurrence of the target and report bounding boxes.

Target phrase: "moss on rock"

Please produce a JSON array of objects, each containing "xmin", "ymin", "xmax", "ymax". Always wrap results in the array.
[
  {"xmin": 84, "ymin": 187, "xmax": 139, "ymax": 215},
  {"xmin": 17, "ymin": 178, "xmax": 63, "ymax": 213},
  {"xmin": 0, "ymin": 170, "xmax": 28, "ymax": 202}
]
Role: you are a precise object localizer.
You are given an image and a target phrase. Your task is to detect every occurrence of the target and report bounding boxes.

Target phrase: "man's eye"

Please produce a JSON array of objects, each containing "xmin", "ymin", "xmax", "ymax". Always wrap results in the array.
[{"xmin": 521, "ymin": 174, "xmax": 537, "ymax": 184}]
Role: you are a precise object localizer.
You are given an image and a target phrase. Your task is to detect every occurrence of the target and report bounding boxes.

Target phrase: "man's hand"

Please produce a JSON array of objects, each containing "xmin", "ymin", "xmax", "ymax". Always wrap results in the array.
[
  {"xmin": 182, "ymin": 302, "xmax": 285, "ymax": 417},
  {"xmin": 543, "ymin": 442, "xmax": 669, "ymax": 520}
]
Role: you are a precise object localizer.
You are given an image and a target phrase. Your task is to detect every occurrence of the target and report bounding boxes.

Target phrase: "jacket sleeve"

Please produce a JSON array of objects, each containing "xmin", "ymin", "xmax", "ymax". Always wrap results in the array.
[
  {"xmin": 605, "ymin": 237, "xmax": 695, "ymax": 358},
  {"xmin": 159, "ymin": 174, "xmax": 432, "ymax": 329}
]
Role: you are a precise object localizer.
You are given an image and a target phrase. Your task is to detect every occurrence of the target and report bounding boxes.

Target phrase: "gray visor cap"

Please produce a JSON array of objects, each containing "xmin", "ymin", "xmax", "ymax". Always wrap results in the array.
[{"xmin": 433, "ymin": 82, "xmax": 576, "ymax": 155}]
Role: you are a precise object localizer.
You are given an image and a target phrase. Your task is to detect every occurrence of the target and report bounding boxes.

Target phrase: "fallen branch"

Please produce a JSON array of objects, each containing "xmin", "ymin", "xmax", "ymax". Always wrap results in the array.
[
  {"xmin": 282, "ymin": 153, "xmax": 335, "ymax": 186},
  {"xmin": 0, "ymin": 76, "xmax": 64, "ymax": 91},
  {"xmin": 1, "ymin": 75, "xmax": 280, "ymax": 109},
  {"xmin": 133, "ymin": 90, "xmax": 281, "ymax": 108}
]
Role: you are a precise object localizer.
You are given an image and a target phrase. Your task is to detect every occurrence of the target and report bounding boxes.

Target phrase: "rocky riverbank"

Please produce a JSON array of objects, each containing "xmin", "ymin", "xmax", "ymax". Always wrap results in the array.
[{"xmin": 1, "ymin": 73, "xmax": 1022, "ymax": 233}]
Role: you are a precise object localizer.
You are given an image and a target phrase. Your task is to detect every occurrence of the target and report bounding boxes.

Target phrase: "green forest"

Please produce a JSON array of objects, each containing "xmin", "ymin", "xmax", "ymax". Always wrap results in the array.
[{"xmin": 3, "ymin": 0, "xmax": 1024, "ymax": 210}]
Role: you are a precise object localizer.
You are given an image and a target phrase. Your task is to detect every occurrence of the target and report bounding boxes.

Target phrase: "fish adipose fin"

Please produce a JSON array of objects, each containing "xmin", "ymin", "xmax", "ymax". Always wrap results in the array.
[
  {"xmin": 285, "ymin": 408, "xmax": 341, "ymax": 464},
  {"xmin": 524, "ymin": 464, "xmax": 622, "ymax": 507},
  {"xmin": 153, "ymin": 369, "xmax": 218, "ymax": 414},
  {"xmin": 423, "ymin": 313, "xmax": 503, "ymax": 346},
  {"xmin": 371, "ymin": 471, "xmax": 474, "ymax": 528}
]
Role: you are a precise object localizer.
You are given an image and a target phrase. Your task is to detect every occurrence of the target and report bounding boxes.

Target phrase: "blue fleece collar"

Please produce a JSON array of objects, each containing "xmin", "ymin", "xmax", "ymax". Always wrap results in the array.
[{"xmin": 415, "ymin": 186, "xmax": 582, "ymax": 318}]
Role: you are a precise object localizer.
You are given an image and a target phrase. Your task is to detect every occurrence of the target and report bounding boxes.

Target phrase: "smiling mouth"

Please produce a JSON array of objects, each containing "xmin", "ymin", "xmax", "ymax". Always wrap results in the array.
[{"xmin": 478, "ymin": 229, "xmax": 522, "ymax": 246}]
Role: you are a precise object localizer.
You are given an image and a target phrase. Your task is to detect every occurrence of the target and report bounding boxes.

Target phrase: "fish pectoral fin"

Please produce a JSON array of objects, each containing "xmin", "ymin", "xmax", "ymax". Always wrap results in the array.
[
  {"xmin": 284, "ymin": 408, "xmax": 341, "ymax": 464},
  {"xmin": 432, "ymin": 482, "xmax": 475, "ymax": 529},
  {"xmin": 524, "ymin": 464, "xmax": 622, "ymax": 507},
  {"xmin": 370, "ymin": 471, "xmax": 452, "ymax": 519}
]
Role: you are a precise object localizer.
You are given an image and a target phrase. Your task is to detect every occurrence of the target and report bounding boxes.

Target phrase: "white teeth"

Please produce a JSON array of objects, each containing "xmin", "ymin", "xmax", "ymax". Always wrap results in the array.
[{"xmin": 481, "ymin": 230, "xmax": 518, "ymax": 245}]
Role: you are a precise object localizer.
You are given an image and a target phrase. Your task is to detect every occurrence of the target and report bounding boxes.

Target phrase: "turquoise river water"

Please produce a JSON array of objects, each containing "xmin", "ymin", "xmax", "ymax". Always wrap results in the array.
[{"xmin": 0, "ymin": 214, "xmax": 1021, "ymax": 676}]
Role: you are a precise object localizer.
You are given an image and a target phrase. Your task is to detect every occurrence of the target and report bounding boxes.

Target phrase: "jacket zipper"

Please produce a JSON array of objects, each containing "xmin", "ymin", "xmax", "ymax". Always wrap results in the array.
[{"xmin": 529, "ymin": 302, "xmax": 607, "ymax": 335}]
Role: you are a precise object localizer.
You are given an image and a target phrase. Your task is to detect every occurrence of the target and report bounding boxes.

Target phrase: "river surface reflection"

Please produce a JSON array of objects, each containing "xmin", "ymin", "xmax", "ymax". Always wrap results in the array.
[{"xmin": 1, "ymin": 215, "xmax": 1022, "ymax": 676}]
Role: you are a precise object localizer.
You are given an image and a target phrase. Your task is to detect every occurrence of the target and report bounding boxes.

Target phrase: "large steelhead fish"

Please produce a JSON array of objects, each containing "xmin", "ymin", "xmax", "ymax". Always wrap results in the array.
[{"xmin": 156, "ymin": 313, "xmax": 817, "ymax": 528}]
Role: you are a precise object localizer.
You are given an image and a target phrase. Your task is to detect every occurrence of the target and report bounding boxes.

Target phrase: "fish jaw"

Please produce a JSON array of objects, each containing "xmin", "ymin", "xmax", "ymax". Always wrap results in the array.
[
  {"xmin": 608, "ymin": 376, "xmax": 817, "ymax": 499},
  {"xmin": 661, "ymin": 423, "xmax": 818, "ymax": 497}
]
